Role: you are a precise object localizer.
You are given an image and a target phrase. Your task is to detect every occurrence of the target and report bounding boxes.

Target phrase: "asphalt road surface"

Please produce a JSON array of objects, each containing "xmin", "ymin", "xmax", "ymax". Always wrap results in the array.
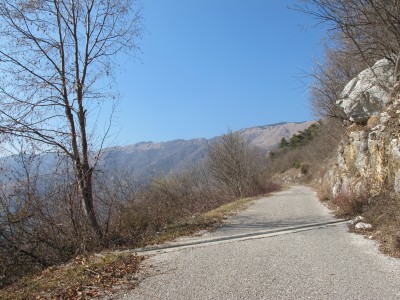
[{"xmin": 122, "ymin": 186, "xmax": 400, "ymax": 300}]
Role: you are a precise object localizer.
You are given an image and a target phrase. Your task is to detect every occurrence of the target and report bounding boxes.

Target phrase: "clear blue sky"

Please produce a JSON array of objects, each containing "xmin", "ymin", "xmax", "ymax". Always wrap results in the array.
[{"xmin": 107, "ymin": 0, "xmax": 325, "ymax": 145}]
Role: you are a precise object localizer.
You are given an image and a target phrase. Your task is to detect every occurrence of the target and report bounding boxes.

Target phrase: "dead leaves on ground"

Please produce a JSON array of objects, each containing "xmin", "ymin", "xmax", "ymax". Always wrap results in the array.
[{"xmin": 1, "ymin": 252, "xmax": 143, "ymax": 300}]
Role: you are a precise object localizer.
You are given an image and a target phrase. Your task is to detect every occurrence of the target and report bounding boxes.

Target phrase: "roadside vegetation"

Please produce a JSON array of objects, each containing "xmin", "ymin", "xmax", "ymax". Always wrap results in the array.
[{"xmin": 0, "ymin": 130, "xmax": 279, "ymax": 298}]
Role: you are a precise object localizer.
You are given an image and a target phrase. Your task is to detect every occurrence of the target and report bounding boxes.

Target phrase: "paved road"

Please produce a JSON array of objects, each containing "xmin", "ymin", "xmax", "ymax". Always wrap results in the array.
[{"xmin": 122, "ymin": 186, "xmax": 400, "ymax": 300}]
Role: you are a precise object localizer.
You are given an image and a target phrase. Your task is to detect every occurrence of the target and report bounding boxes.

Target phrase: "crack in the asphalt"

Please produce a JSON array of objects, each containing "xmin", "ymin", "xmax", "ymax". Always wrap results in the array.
[{"xmin": 135, "ymin": 219, "xmax": 348, "ymax": 255}]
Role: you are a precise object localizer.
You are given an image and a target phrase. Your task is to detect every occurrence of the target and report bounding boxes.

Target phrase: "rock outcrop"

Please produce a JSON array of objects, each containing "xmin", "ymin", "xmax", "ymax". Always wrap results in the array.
[
  {"xmin": 331, "ymin": 59, "xmax": 400, "ymax": 197},
  {"xmin": 337, "ymin": 59, "xmax": 394, "ymax": 123}
]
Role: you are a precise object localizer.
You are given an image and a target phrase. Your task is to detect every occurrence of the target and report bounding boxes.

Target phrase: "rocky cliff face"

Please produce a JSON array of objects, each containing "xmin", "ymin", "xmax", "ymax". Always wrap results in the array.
[{"xmin": 330, "ymin": 59, "xmax": 400, "ymax": 197}]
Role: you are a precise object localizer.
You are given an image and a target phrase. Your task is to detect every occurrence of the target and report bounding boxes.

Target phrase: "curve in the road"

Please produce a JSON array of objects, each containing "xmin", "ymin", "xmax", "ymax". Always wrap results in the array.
[{"xmin": 122, "ymin": 185, "xmax": 400, "ymax": 300}]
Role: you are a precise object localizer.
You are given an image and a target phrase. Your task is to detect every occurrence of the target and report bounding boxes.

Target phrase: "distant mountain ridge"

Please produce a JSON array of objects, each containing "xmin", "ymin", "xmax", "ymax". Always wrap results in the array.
[
  {"xmin": 100, "ymin": 121, "xmax": 315, "ymax": 180},
  {"xmin": 0, "ymin": 121, "xmax": 315, "ymax": 182}
]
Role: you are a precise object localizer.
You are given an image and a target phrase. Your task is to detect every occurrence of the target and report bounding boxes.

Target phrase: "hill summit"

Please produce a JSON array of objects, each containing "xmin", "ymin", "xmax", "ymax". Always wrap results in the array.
[{"xmin": 101, "ymin": 121, "xmax": 315, "ymax": 180}]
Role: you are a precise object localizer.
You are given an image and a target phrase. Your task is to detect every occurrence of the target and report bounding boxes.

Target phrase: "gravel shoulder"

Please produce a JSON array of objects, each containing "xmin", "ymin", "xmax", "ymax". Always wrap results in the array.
[{"xmin": 121, "ymin": 186, "xmax": 400, "ymax": 300}]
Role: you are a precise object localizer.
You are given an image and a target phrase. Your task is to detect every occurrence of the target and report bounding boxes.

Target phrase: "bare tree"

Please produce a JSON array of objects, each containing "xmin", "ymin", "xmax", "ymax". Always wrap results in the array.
[
  {"xmin": 299, "ymin": 0, "xmax": 400, "ymax": 93},
  {"xmin": 0, "ymin": 0, "xmax": 143, "ymax": 239},
  {"xmin": 309, "ymin": 44, "xmax": 369, "ymax": 119},
  {"xmin": 207, "ymin": 130, "xmax": 267, "ymax": 198},
  {"xmin": 207, "ymin": 131, "xmax": 249, "ymax": 198}
]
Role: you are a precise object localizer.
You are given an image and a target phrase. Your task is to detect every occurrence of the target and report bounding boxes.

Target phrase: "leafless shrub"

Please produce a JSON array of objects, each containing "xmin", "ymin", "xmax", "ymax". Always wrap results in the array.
[
  {"xmin": 207, "ymin": 130, "xmax": 271, "ymax": 198},
  {"xmin": 0, "ymin": 172, "xmax": 84, "ymax": 286},
  {"xmin": 300, "ymin": 163, "xmax": 310, "ymax": 175},
  {"xmin": 333, "ymin": 186, "xmax": 367, "ymax": 217},
  {"xmin": 0, "ymin": 152, "xmax": 109, "ymax": 287},
  {"xmin": 309, "ymin": 46, "xmax": 368, "ymax": 120},
  {"xmin": 115, "ymin": 165, "xmax": 230, "ymax": 245},
  {"xmin": 93, "ymin": 168, "xmax": 141, "ymax": 241}
]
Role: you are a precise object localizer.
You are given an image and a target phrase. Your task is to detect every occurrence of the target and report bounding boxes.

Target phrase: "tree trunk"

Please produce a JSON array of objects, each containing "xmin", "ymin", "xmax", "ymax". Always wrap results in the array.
[{"xmin": 76, "ymin": 163, "xmax": 103, "ymax": 239}]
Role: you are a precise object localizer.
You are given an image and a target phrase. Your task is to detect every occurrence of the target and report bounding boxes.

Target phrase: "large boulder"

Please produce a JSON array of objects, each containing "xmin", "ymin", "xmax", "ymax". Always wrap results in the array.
[{"xmin": 337, "ymin": 59, "xmax": 394, "ymax": 123}]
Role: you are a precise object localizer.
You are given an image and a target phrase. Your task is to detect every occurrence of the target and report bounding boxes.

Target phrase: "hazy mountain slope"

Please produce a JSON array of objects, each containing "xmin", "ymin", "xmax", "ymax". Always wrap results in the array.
[
  {"xmin": 0, "ymin": 121, "xmax": 315, "ymax": 182},
  {"xmin": 100, "ymin": 121, "xmax": 315, "ymax": 180},
  {"xmin": 101, "ymin": 139, "xmax": 209, "ymax": 179},
  {"xmin": 240, "ymin": 121, "xmax": 315, "ymax": 149}
]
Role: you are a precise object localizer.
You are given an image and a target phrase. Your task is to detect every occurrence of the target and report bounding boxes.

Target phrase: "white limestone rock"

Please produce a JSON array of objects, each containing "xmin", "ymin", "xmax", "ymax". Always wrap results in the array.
[
  {"xmin": 337, "ymin": 59, "xmax": 395, "ymax": 123},
  {"xmin": 355, "ymin": 222, "xmax": 373, "ymax": 230}
]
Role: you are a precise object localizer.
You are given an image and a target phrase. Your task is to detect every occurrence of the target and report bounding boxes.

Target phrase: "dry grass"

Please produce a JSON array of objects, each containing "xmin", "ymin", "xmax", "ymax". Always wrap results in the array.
[
  {"xmin": 363, "ymin": 194, "xmax": 400, "ymax": 258},
  {"xmin": 309, "ymin": 163, "xmax": 335, "ymax": 203},
  {"xmin": 345, "ymin": 123, "xmax": 368, "ymax": 133},
  {"xmin": 314, "ymin": 180, "xmax": 332, "ymax": 203},
  {"xmin": 141, "ymin": 195, "xmax": 260, "ymax": 246},
  {"xmin": 0, "ymin": 252, "xmax": 143, "ymax": 300},
  {"xmin": 367, "ymin": 115, "xmax": 380, "ymax": 128},
  {"xmin": 200, "ymin": 196, "xmax": 258, "ymax": 222}
]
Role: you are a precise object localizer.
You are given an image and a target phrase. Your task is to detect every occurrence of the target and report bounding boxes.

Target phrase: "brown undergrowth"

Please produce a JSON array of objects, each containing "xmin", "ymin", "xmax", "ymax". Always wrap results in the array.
[
  {"xmin": 0, "ymin": 133, "xmax": 279, "ymax": 290},
  {"xmin": 323, "ymin": 186, "xmax": 400, "ymax": 258},
  {"xmin": 332, "ymin": 187, "xmax": 367, "ymax": 217},
  {"xmin": 363, "ymin": 193, "xmax": 400, "ymax": 258},
  {"xmin": 0, "ymin": 252, "xmax": 143, "ymax": 300},
  {"xmin": 0, "ymin": 190, "xmax": 278, "ymax": 300}
]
